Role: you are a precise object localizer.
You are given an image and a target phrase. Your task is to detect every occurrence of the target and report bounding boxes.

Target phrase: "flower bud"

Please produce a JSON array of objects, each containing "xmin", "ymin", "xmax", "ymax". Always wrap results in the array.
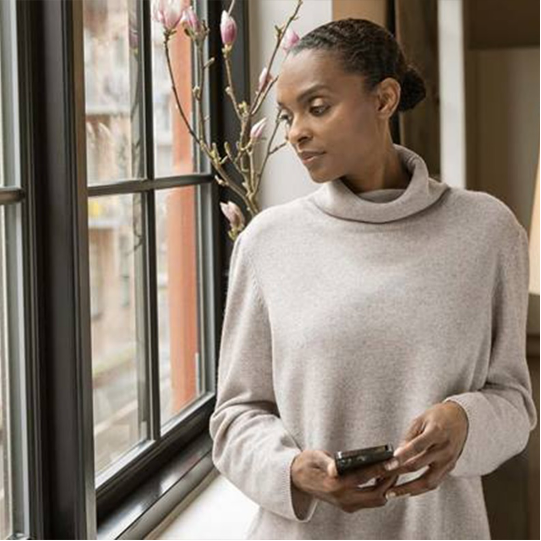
[
  {"xmin": 152, "ymin": 0, "xmax": 183, "ymax": 33},
  {"xmin": 220, "ymin": 10, "xmax": 237, "ymax": 46},
  {"xmin": 250, "ymin": 118, "xmax": 267, "ymax": 141},
  {"xmin": 258, "ymin": 67, "xmax": 273, "ymax": 93},
  {"xmin": 181, "ymin": 6, "xmax": 200, "ymax": 33},
  {"xmin": 220, "ymin": 201, "xmax": 245, "ymax": 231},
  {"xmin": 281, "ymin": 27, "xmax": 300, "ymax": 52}
]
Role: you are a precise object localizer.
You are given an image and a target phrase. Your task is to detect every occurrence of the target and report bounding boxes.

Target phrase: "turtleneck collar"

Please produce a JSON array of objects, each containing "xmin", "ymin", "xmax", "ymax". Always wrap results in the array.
[{"xmin": 308, "ymin": 143, "xmax": 450, "ymax": 224}]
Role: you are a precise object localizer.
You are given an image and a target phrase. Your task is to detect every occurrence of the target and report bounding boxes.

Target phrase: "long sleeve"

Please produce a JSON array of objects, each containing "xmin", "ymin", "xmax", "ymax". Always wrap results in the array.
[
  {"xmin": 444, "ymin": 223, "xmax": 538, "ymax": 478},
  {"xmin": 209, "ymin": 231, "xmax": 319, "ymax": 522}
]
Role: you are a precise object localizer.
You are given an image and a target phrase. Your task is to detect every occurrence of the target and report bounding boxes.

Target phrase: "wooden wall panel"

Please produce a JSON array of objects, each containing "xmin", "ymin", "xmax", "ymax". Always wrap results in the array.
[
  {"xmin": 332, "ymin": 0, "xmax": 387, "ymax": 26},
  {"xmin": 395, "ymin": 0, "xmax": 440, "ymax": 177}
]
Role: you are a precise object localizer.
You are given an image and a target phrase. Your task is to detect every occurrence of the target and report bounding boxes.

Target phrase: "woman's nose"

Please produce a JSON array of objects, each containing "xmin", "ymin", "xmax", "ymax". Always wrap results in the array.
[{"xmin": 287, "ymin": 118, "xmax": 311, "ymax": 146}]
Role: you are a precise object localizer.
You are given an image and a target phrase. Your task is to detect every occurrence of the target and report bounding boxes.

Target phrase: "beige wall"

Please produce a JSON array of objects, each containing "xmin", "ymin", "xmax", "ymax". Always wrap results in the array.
[{"xmin": 249, "ymin": 0, "xmax": 333, "ymax": 208}]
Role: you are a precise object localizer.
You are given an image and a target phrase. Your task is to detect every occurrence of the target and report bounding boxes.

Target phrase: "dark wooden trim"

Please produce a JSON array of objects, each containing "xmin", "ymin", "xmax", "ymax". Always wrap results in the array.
[
  {"xmin": 98, "ymin": 434, "xmax": 214, "ymax": 540},
  {"xmin": 32, "ymin": 0, "xmax": 97, "ymax": 537}
]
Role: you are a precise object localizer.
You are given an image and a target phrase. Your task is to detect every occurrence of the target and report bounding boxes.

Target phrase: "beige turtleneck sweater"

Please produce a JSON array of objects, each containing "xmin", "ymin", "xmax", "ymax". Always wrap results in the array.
[{"xmin": 209, "ymin": 144, "xmax": 537, "ymax": 539}]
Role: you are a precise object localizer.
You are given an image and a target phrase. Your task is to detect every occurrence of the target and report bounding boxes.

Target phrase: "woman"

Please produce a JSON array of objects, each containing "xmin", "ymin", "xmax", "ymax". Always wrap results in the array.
[{"xmin": 209, "ymin": 18, "xmax": 537, "ymax": 539}]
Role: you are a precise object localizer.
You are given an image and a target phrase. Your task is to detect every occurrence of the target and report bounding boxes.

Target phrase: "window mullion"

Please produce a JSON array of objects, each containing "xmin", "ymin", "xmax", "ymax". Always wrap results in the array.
[{"xmin": 141, "ymin": 0, "xmax": 161, "ymax": 441}]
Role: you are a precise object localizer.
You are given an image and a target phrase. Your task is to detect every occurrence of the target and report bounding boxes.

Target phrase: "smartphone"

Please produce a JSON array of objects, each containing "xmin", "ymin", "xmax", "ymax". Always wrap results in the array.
[{"xmin": 334, "ymin": 444, "xmax": 394, "ymax": 476}]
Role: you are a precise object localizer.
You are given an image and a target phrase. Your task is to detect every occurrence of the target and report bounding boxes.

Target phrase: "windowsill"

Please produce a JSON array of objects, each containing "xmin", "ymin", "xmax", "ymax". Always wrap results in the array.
[
  {"xmin": 146, "ymin": 471, "xmax": 258, "ymax": 539},
  {"xmin": 97, "ymin": 433, "xmax": 214, "ymax": 540}
]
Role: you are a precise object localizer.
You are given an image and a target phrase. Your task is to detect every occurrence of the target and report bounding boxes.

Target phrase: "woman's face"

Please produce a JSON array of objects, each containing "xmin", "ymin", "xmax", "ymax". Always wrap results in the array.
[{"xmin": 275, "ymin": 49, "xmax": 395, "ymax": 184}]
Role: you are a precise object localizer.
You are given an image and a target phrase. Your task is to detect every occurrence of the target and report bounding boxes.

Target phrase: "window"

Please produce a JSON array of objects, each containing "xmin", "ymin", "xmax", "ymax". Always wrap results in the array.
[
  {"xmin": 154, "ymin": 187, "xmax": 205, "ymax": 429},
  {"xmin": 82, "ymin": 0, "xmax": 213, "ymax": 486},
  {"xmin": 89, "ymin": 193, "xmax": 147, "ymax": 476},
  {"xmin": 8, "ymin": 0, "xmax": 249, "ymax": 537},
  {"xmin": 0, "ymin": 0, "xmax": 39, "ymax": 537},
  {"xmin": 0, "ymin": 209, "xmax": 14, "ymax": 538}
]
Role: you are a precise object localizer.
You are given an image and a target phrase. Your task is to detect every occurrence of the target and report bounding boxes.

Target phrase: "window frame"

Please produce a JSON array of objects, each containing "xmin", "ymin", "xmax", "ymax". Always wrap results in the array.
[
  {"xmin": 17, "ymin": 0, "xmax": 251, "ymax": 537},
  {"xmin": 1, "ymin": 0, "xmax": 45, "ymax": 537}
]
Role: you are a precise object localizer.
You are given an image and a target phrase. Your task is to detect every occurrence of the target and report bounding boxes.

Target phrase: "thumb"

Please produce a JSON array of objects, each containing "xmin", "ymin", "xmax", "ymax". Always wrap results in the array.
[{"xmin": 320, "ymin": 450, "xmax": 338, "ymax": 478}]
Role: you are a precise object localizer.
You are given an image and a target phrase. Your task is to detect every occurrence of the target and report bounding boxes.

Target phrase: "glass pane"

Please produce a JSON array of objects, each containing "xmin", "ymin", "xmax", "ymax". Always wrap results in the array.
[
  {"xmin": 0, "ymin": 2, "xmax": 28, "ymax": 535},
  {"xmin": 83, "ymin": 0, "xmax": 144, "ymax": 185},
  {"xmin": 155, "ymin": 187, "xmax": 204, "ymax": 430},
  {"xmin": 88, "ymin": 193, "xmax": 148, "ymax": 475},
  {"xmin": 152, "ymin": 11, "xmax": 199, "ymax": 176},
  {"xmin": 0, "ymin": 26, "xmax": 3, "ymax": 187},
  {"xmin": 0, "ymin": 206, "xmax": 12, "ymax": 536},
  {"xmin": 0, "ymin": 0, "xmax": 20, "ymax": 189}
]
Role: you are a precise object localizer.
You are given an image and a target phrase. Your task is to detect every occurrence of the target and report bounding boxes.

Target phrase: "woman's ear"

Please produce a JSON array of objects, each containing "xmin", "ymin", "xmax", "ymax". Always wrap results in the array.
[{"xmin": 376, "ymin": 77, "xmax": 401, "ymax": 118}]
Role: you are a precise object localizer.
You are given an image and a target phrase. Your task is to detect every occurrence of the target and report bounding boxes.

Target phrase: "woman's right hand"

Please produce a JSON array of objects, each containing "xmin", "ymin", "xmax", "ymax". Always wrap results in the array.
[{"xmin": 291, "ymin": 449, "xmax": 400, "ymax": 514}]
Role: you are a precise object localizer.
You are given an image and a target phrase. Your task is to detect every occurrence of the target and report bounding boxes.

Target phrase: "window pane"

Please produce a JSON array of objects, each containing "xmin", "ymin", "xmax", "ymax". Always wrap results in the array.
[
  {"xmin": 152, "ymin": 14, "xmax": 199, "ymax": 176},
  {"xmin": 0, "ymin": 2, "xmax": 29, "ymax": 536},
  {"xmin": 155, "ymin": 187, "xmax": 204, "ymax": 430},
  {"xmin": 0, "ymin": 28, "xmax": 3, "ymax": 187},
  {"xmin": 83, "ymin": 0, "xmax": 144, "ymax": 185},
  {"xmin": 88, "ymin": 193, "xmax": 148, "ymax": 475},
  {"xmin": 0, "ymin": 0, "xmax": 20, "ymax": 189},
  {"xmin": 0, "ymin": 206, "xmax": 12, "ymax": 536}
]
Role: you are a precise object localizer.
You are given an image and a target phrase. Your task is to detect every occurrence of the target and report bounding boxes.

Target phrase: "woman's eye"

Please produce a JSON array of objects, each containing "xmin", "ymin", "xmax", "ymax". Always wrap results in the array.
[
  {"xmin": 278, "ymin": 105, "xmax": 328, "ymax": 125},
  {"xmin": 310, "ymin": 105, "xmax": 327, "ymax": 116}
]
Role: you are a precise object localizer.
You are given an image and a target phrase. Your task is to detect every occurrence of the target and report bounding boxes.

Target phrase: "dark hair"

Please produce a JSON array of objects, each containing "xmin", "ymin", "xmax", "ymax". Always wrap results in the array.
[{"xmin": 289, "ymin": 18, "xmax": 426, "ymax": 113}]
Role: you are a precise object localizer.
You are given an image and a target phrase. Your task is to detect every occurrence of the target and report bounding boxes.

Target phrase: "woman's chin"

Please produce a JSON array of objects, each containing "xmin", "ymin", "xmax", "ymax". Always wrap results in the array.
[{"xmin": 308, "ymin": 170, "xmax": 336, "ymax": 183}]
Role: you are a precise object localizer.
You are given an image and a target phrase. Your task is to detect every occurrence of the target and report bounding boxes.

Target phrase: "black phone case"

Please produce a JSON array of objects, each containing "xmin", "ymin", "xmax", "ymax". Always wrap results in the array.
[{"xmin": 334, "ymin": 444, "xmax": 394, "ymax": 475}]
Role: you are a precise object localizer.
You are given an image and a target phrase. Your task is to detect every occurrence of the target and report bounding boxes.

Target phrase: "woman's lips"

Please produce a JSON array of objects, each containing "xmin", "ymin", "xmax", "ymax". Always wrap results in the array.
[{"xmin": 301, "ymin": 152, "xmax": 325, "ymax": 165}]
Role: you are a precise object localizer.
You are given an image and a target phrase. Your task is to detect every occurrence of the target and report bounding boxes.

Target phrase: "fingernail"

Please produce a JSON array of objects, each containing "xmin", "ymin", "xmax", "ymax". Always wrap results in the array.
[
  {"xmin": 386, "ymin": 491, "xmax": 410, "ymax": 501},
  {"xmin": 384, "ymin": 458, "xmax": 399, "ymax": 471}
]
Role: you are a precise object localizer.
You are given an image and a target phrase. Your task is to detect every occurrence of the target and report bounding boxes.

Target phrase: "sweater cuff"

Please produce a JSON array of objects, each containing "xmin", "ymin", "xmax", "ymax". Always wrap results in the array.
[
  {"xmin": 442, "ymin": 395, "xmax": 474, "ymax": 477},
  {"xmin": 288, "ymin": 452, "xmax": 319, "ymax": 522}
]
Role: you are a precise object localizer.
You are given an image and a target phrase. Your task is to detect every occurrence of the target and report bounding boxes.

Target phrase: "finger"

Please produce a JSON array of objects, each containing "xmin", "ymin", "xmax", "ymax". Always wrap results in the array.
[
  {"xmin": 353, "ymin": 474, "xmax": 398, "ymax": 503},
  {"xmin": 385, "ymin": 463, "xmax": 452, "ymax": 500},
  {"xmin": 318, "ymin": 452, "xmax": 339, "ymax": 478},
  {"xmin": 343, "ymin": 461, "xmax": 396, "ymax": 490},
  {"xmin": 356, "ymin": 474, "xmax": 397, "ymax": 494},
  {"xmin": 327, "ymin": 459, "xmax": 339, "ymax": 478},
  {"xmin": 391, "ymin": 443, "xmax": 449, "ymax": 476},
  {"xmin": 385, "ymin": 424, "xmax": 441, "ymax": 469},
  {"xmin": 382, "ymin": 417, "xmax": 424, "ymax": 471},
  {"xmin": 357, "ymin": 460, "xmax": 398, "ymax": 484},
  {"xmin": 377, "ymin": 474, "xmax": 399, "ymax": 491},
  {"xmin": 402, "ymin": 416, "xmax": 424, "ymax": 445}
]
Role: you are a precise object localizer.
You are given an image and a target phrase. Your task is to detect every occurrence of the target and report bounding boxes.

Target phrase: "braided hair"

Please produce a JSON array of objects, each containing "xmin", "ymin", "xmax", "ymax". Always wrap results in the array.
[{"xmin": 289, "ymin": 18, "xmax": 426, "ymax": 113}]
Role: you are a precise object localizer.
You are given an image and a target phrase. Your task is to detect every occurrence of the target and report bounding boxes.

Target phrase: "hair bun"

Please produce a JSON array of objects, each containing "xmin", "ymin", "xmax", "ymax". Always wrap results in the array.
[{"xmin": 398, "ymin": 66, "xmax": 426, "ymax": 112}]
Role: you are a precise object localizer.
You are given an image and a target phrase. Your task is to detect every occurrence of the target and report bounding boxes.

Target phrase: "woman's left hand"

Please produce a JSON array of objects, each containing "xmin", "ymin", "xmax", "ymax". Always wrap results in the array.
[{"xmin": 381, "ymin": 402, "xmax": 469, "ymax": 500}]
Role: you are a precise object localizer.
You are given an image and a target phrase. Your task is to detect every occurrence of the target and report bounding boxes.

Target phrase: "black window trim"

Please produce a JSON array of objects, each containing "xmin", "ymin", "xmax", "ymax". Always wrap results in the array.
[{"xmin": 16, "ymin": 0, "xmax": 250, "ymax": 537}]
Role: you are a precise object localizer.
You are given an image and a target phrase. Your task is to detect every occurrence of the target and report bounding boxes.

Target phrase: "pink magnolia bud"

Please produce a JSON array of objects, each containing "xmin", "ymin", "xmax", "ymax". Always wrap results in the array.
[
  {"xmin": 152, "ymin": 0, "xmax": 183, "ymax": 32},
  {"xmin": 250, "ymin": 118, "xmax": 267, "ymax": 141},
  {"xmin": 164, "ymin": 2, "xmax": 182, "ymax": 32},
  {"xmin": 281, "ymin": 27, "xmax": 300, "ymax": 52},
  {"xmin": 220, "ymin": 10, "xmax": 237, "ymax": 47},
  {"xmin": 220, "ymin": 201, "xmax": 245, "ymax": 231},
  {"xmin": 181, "ymin": 6, "xmax": 200, "ymax": 33},
  {"xmin": 258, "ymin": 67, "xmax": 273, "ymax": 93},
  {"xmin": 152, "ymin": 0, "xmax": 167, "ymax": 24}
]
